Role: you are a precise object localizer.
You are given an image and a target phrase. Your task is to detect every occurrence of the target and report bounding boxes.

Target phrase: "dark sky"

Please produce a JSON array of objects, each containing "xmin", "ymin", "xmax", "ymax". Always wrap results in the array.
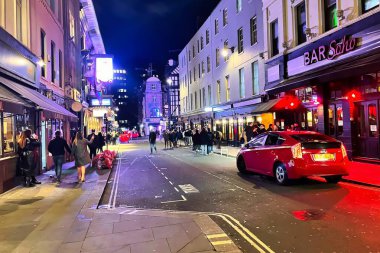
[{"xmin": 93, "ymin": 0, "xmax": 220, "ymax": 77}]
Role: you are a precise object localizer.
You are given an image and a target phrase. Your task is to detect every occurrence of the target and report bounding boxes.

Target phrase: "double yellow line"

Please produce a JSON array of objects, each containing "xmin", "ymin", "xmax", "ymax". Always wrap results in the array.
[{"xmin": 209, "ymin": 213, "xmax": 275, "ymax": 253}]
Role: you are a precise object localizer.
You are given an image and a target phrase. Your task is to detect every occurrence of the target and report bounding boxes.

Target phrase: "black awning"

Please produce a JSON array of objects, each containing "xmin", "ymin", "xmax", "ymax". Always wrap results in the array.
[
  {"xmin": 250, "ymin": 99, "xmax": 281, "ymax": 114},
  {"xmin": 0, "ymin": 84, "xmax": 32, "ymax": 114},
  {"xmin": 0, "ymin": 76, "xmax": 78, "ymax": 121}
]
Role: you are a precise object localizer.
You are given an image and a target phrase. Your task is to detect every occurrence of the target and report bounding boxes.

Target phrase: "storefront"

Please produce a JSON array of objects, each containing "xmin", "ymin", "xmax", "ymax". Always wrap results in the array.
[{"xmin": 265, "ymin": 11, "xmax": 380, "ymax": 160}]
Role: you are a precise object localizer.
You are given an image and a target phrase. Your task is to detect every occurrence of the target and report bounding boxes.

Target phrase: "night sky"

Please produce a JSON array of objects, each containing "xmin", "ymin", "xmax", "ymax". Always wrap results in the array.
[{"xmin": 93, "ymin": 0, "xmax": 220, "ymax": 127}]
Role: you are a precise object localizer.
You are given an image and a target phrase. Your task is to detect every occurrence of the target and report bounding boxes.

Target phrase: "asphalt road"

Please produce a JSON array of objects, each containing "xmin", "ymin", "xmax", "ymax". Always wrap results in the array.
[{"xmin": 100, "ymin": 141, "xmax": 380, "ymax": 253}]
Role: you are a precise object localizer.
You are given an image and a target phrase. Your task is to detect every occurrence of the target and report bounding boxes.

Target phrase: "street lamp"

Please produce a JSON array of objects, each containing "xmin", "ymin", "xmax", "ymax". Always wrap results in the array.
[
  {"xmin": 221, "ymin": 46, "xmax": 235, "ymax": 57},
  {"xmin": 166, "ymin": 78, "xmax": 173, "ymax": 85}
]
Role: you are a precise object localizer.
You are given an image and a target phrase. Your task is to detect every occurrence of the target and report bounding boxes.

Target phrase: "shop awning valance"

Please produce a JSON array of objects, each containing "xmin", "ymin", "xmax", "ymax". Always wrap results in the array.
[
  {"xmin": 0, "ymin": 76, "xmax": 78, "ymax": 121},
  {"xmin": 0, "ymin": 84, "xmax": 32, "ymax": 114},
  {"xmin": 250, "ymin": 99, "xmax": 281, "ymax": 114}
]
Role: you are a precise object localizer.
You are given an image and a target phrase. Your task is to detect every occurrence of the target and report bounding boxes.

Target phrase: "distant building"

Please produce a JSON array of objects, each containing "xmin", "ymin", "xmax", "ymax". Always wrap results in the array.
[
  {"xmin": 164, "ymin": 59, "xmax": 180, "ymax": 129},
  {"xmin": 111, "ymin": 69, "xmax": 128, "ymax": 127},
  {"xmin": 142, "ymin": 77, "xmax": 165, "ymax": 135}
]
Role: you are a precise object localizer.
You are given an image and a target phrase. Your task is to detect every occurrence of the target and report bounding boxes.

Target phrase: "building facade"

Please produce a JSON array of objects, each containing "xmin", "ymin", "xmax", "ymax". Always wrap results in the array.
[
  {"xmin": 143, "ymin": 77, "xmax": 165, "ymax": 135},
  {"xmin": 179, "ymin": 0, "xmax": 265, "ymax": 145},
  {"xmin": 263, "ymin": 0, "xmax": 380, "ymax": 159},
  {"xmin": 164, "ymin": 59, "xmax": 180, "ymax": 129},
  {"xmin": 111, "ymin": 69, "xmax": 128, "ymax": 127}
]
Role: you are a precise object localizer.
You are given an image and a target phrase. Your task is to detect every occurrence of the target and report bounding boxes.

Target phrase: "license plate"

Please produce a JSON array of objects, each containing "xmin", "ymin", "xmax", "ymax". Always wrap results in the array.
[{"xmin": 312, "ymin": 153, "xmax": 335, "ymax": 161}]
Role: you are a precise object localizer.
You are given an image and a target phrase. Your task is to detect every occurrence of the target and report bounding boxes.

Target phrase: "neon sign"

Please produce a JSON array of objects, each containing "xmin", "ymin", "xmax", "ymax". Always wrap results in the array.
[{"xmin": 304, "ymin": 36, "xmax": 357, "ymax": 66}]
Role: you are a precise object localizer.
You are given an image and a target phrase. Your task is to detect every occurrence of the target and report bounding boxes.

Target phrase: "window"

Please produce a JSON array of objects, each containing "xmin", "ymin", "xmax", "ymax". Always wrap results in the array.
[
  {"xmin": 201, "ymin": 61, "xmax": 205, "ymax": 75},
  {"xmin": 238, "ymin": 27, "xmax": 244, "ymax": 53},
  {"xmin": 58, "ymin": 0, "xmax": 62, "ymax": 22},
  {"xmin": 201, "ymin": 36, "xmax": 204, "ymax": 50},
  {"xmin": 197, "ymin": 40, "xmax": 200, "ymax": 53},
  {"xmin": 206, "ymin": 30, "xmax": 210, "ymax": 44},
  {"xmin": 250, "ymin": 16, "xmax": 257, "ymax": 45},
  {"xmin": 69, "ymin": 9, "xmax": 75, "ymax": 42},
  {"xmin": 0, "ymin": 0, "xmax": 4, "ymax": 27},
  {"xmin": 51, "ymin": 41, "xmax": 56, "ymax": 83},
  {"xmin": 236, "ymin": 0, "xmax": 242, "ymax": 13},
  {"xmin": 153, "ymin": 96, "xmax": 157, "ymax": 103},
  {"xmin": 223, "ymin": 8, "xmax": 228, "ymax": 26},
  {"xmin": 239, "ymin": 68, "xmax": 245, "ymax": 98},
  {"xmin": 215, "ymin": 19, "xmax": 219, "ymax": 34},
  {"xmin": 216, "ymin": 48, "xmax": 220, "ymax": 67},
  {"xmin": 197, "ymin": 64, "xmax": 200, "ymax": 79},
  {"xmin": 49, "ymin": 0, "xmax": 56, "ymax": 13},
  {"xmin": 224, "ymin": 40, "xmax": 230, "ymax": 62},
  {"xmin": 190, "ymin": 94, "xmax": 193, "ymax": 110},
  {"xmin": 271, "ymin": 20, "xmax": 279, "ymax": 56},
  {"xmin": 2, "ymin": 113, "xmax": 15, "ymax": 154},
  {"xmin": 151, "ymin": 84, "xmax": 156, "ymax": 90},
  {"xmin": 40, "ymin": 29, "xmax": 46, "ymax": 77},
  {"xmin": 251, "ymin": 61, "xmax": 259, "ymax": 95},
  {"xmin": 265, "ymin": 134, "xmax": 285, "ymax": 146},
  {"xmin": 199, "ymin": 89, "xmax": 202, "ymax": 108},
  {"xmin": 363, "ymin": 0, "xmax": 379, "ymax": 12},
  {"xmin": 16, "ymin": 0, "xmax": 23, "ymax": 41},
  {"xmin": 368, "ymin": 104, "xmax": 378, "ymax": 137},
  {"xmin": 208, "ymin": 85, "xmax": 212, "ymax": 105},
  {"xmin": 207, "ymin": 56, "xmax": 211, "ymax": 72},
  {"xmin": 194, "ymin": 67, "xmax": 196, "ymax": 81},
  {"xmin": 296, "ymin": 2, "xmax": 307, "ymax": 44},
  {"xmin": 325, "ymin": 0, "xmax": 337, "ymax": 31},
  {"xmin": 188, "ymin": 50, "xmax": 191, "ymax": 61},
  {"xmin": 248, "ymin": 134, "xmax": 267, "ymax": 148},
  {"xmin": 225, "ymin": 76, "xmax": 230, "ymax": 102},
  {"xmin": 202, "ymin": 87, "xmax": 206, "ymax": 107},
  {"xmin": 193, "ymin": 45, "xmax": 195, "ymax": 58},
  {"xmin": 216, "ymin": 81, "xmax": 221, "ymax": 104},
  {"xmin": 59, "ymin": 50, "xmax": 63, "ymax": 87}
]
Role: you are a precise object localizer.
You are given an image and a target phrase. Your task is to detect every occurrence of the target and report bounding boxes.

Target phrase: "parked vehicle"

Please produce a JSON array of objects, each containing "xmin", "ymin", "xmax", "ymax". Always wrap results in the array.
[{"xmin": 236, "ymin": 131, "xmax": 349, "ymax": 185}]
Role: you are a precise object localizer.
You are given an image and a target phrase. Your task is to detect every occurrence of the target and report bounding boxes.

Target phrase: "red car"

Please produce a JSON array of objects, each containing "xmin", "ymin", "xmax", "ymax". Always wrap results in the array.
[{"xmin": 236, "ymin": 131, "xmax": 349, "ymax": 185}]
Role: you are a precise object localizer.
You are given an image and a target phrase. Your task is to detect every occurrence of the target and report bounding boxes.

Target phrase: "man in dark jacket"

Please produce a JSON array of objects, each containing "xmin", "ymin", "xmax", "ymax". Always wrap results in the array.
[
  {"xmin": 48, "ymin": 131, "xmax": 71, "ymax": 183},
  {"xmin": 192, "ymin": 129, "xmax": 200, "ymax": 151},
  {"xmin": 207, "ymin": 128, "xmax": 214, "ymax": 154},
  {"xmin": 149, "ymin": 129, "xmax": 157, "ymax": 154},
  {"xmin": 200, "ymin": 128, "xmax": 209, "ymax": 155},
  {"xmin": 87, "ymin": 129, "xmax": 98, "ymax": 159}
]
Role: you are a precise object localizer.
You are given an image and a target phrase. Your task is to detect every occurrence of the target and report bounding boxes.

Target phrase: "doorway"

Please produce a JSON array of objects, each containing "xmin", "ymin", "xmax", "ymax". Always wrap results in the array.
[{"xmin": 354, "ymin": 100, "xmax": 379, "ymax": 158}]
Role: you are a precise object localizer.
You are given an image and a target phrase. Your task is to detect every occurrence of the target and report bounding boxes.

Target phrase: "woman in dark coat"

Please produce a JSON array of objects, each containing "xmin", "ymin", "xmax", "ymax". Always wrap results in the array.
[
  {"xmin": 97, "ymin": 132, "xmax": 105, "ymax": 153},
  {"xmin": 200, "ymin": 128, "xmax": 208, "ymax": 155},
  {"xmin": 192, "ymin": 129, "xmax": 200, "ymax": 151},
  {"xmin": 72, "ymin": 132, "xmax": 94, "ymax": 183}
]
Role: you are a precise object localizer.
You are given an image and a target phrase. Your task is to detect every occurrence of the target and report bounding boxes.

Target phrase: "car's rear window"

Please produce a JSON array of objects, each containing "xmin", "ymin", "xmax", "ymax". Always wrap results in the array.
[{"xmin": 291, "ymin": 134, "xmax": 341, "ymax": 149}]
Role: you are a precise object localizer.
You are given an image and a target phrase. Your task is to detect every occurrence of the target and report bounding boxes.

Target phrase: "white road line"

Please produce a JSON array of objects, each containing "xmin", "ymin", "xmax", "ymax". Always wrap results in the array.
[
  {"xmin": 161, "ymin": 172, "xmax": 164, "ymax": 176},
  {"xmin": 178, "ymin": 184, "xmax": 200, "ymax": 193},
  {"xmin": 108, "ymin": 157, "xmax": 120, "ymax": 209},
  {"xmin": 169, "ymin": 181, "xmax": 174, "ymax": 185},
  {"xmin": 161, "ymin": 168, "xmax": 167, "ymax": 170},
  {"xmin": 112, "ymin": 157, "xmax": 123, "ymax": 208},
  {"xmin": 164, "ymin": 176, "xmax": 168, "ymax": 180},
  {"xmin": 181, "ymin": 195, "xmax": 187, "ymax": 200},
  {"xmin": 174, "ymin": 187, "xmax": 179, "ymax": 192},
  {"xmin": 160, "ymin": 198, "xmax": 187, "ymax": 204}
]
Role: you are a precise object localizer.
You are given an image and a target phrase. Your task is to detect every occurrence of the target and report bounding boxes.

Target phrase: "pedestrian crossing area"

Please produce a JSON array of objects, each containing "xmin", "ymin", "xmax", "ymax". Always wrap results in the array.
[{"xmin": 178, "ymin": 184, "xmax": 200, "ymax": 193}]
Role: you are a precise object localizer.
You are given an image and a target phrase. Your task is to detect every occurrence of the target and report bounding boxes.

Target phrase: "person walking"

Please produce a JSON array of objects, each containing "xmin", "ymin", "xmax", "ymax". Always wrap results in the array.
[
  {"xmin": 17, "ymin": 130, "xmax": 41, "ymax": 187},
  {"xmin": 163, "ymin": 130, "xmax": 169, "ymax": 149},
  {"xmin": 200, "ymin": 128, "xmax": 208, "ymax": 155},
  {"xmin": 244, "ymin": 122, "xmax": 254, "ymax": 143},
  {"xmin": 97, "ymin": 132, "xmax": 105, "ymax": 153},
  {"xmin": 192, "ymin": 129, "xmax": 200, "ymax": 152},
  {"xmin": 72, "ymin": 132, "xmax": 94, "ymax": 183},
  {"xmin": 267, "ymin": 124, "xmax": 274, "ymax": 132},
  {"xmin": 149, "ymin": 129, "xmax": 157, "ymax": 154},
  {"xmin": 215, "ymin": 130, "xmax": 222, "ymax": 149},
  {"xmin": 207, "ymin": 128, "xmax": 214, "ymax": 154},
  {"xmin": 87, "ymin": 129, "xmax": 98, "ymax": 159},
  {"xmin": 48, "ymin": 130, "xmax": 71, "ymax": 183},
  {"xmin": 258, "ymin": 124, "xmax": 267, "ymax": 134}
]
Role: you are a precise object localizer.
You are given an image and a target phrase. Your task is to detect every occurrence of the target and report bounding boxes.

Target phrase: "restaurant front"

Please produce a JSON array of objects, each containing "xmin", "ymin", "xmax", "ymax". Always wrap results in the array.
[{"xmin": 265, "ymin": 11, "xmax": 380, "ymax": 160}]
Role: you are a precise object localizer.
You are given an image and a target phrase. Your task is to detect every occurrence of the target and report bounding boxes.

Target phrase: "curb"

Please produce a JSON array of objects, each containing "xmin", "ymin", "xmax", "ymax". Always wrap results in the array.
[{"xmin": 341, "ymin": 178, "xmax": 380, "ymax": 188}]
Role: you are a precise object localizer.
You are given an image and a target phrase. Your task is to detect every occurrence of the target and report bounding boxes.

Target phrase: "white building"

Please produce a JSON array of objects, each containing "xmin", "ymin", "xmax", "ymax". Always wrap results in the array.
[{"xmin": 179, "ymin": 0, "xmax": 266, "ymax": 145}]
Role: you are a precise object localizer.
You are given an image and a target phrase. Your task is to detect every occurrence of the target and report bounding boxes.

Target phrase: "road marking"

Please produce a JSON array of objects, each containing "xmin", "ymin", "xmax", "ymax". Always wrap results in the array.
[
  {"xmin": 210, "ymin": 240, "xmax": 233, "ymax": 246},
  {"xmin": 174, "ymin": 187, "xmax": 179, "ymax": 192},
  {"xmin": 155, "ymin": 195, "xmax": 162, "ymax": 199},
  {"xmin": 161, "ymin": 172, "xmax": 164, "ymax": 176},
  {"xmin": 169, "ymin": 181, "xmax": 174, "ymax": 185},
  {"xmin": 164, "ymin": 176, "xmax": 168, "ymax": 180},
  {"xmin": 181, "ymin": 195, "xmax": 187, "ymax": 200},
  {"xmin": 207, "ymin": 233, "xmax": 229, "ymax": 239},
  {"xmin": 108, "ymin": 156, "xmax": 121, "ymax": 209},
  {"xmin": 161, "ymin": 168, "xmax": 167, "ymax": 170},
  {"xmin": 179, "ymin": 184, "xmax": 200, "ymax": 193}
]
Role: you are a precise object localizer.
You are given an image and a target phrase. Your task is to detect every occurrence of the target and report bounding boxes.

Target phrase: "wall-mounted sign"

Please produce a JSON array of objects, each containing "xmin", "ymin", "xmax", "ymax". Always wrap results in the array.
[
  {"xmin": 95, "ymin": 57, "xmax": 113, "ymax": 83},
  {"xmin": 91, "ymin": 98, "xmax": 111, "ymax": 106},
  {"xmin": 304, "ymin": 36, "xmax": 357, "ymax": 66}
]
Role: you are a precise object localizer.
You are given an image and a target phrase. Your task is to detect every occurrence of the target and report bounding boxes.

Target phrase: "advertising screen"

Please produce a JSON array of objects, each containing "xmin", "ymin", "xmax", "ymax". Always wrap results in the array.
[
  {"xmin": 96, "ymin": 57, "xmax": 113, "ymax": 83},
  {"xmin": 91, "ymin": 98, "xmax": 111, "ymax": 106}
]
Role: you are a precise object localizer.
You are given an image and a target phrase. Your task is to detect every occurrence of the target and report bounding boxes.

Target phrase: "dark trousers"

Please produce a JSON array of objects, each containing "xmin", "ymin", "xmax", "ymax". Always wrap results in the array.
[
  {"xmin": 53, "ymin": 155, "xmax": 64, "ymax": 180},
  {"xmin": 89, "ymin": 147, "xmax": 97, "ymax": 159}
]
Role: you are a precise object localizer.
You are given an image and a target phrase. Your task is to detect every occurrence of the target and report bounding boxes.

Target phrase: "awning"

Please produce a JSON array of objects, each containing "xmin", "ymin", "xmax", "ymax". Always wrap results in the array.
[
  {"xmin": 250, "ymin": 99, "xmax": 281, "ymax": 114},
  {"xmin": 0, "ymin": 76, "xmax": 78, "ymax": 121},
  {"xmin": 0, "ymin": 84, "xmax": 32, "ymax": 114}
]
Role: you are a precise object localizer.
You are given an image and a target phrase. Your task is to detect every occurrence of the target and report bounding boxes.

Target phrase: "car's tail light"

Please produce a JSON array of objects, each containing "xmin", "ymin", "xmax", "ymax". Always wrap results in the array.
[
  {"xmin": 291, "ymin": 143, "xmax": 303, "ymax": 159},
  {"xmin": 341, "ymin": 144, "xmax": 347, "ymax": 158}
]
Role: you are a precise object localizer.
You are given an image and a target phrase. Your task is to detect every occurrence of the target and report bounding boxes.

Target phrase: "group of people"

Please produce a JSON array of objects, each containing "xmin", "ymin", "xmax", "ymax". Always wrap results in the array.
[
  {"xmin": 162, "ymin": 129, "xmax": 183, "ymax": 149},
  {"xmin": 17, "ymin": 128, "xmax": 105, "ymax": 187},
  {"xmin": 191, "ymin": 128, "xmax": 215, "ymax": 155}
]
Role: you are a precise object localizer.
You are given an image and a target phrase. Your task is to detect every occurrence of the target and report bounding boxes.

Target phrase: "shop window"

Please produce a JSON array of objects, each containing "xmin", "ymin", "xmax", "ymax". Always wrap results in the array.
[
  {"xmin": 368, "ymin": 104, "xmax": 378, "ymax": 137},
  {"xmin": 337, "ymin": 106, "xmax": 343, "ymax": 136},
  {"xmin": 362, "ymin": 0, "xmax": 379, "ymax": 13},
  {"xmin": 3, "ymin": 113, "xmax": 15, "ymax": 154}
]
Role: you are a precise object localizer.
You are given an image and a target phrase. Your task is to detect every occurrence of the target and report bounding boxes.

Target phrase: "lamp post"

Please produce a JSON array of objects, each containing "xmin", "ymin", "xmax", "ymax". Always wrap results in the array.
[{"xmin": 166, "ymin": 77, "xmax": 173, "ymax": 130}]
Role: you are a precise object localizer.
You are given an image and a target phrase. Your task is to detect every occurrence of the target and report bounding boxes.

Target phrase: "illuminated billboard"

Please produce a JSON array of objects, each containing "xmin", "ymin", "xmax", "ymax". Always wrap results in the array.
[{"xmin": 96, "ymin": 57, "xmax": 113, "ymax": 83}]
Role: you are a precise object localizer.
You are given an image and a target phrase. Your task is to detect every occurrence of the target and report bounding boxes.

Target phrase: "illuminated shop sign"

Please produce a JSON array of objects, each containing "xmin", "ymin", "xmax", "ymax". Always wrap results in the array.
[
  {"xmin": 91, "ymin": 98, "xmax": 111, "ymax": 106},
  {"xmin": 304, "ymin": 36, "xmax": 357, "ymax": 66},
  {"xmin": 95, "ymin": 57, "xmax": 113, "ymax": 83}
]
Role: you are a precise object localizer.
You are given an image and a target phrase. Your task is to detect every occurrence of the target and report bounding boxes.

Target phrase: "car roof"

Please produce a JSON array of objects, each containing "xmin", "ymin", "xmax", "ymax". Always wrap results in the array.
[{"xmin": 270, "ymin": 131, "xmax": 320, "ymax": 136}]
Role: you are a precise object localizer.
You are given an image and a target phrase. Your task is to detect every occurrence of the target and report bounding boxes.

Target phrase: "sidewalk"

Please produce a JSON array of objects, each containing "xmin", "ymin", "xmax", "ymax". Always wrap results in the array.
[
  {"xmin": 0, "ymin": 157, "xmax": 241, "ymax": 252},
  {"xmin": 213, "ymin": 145, "xmax": 380, "ymax": 187}
]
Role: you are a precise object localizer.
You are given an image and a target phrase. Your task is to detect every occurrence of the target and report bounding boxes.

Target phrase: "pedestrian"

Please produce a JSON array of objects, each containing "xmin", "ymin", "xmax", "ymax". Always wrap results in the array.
[
  {"xmin": 200, "ymin": 128, "xmax": 208, "ymax": 155},
  {"xmin": 186, "ymin": 129, "xmax": 193, "ymax": 146},
  {"xmin": 206, "ymin": 128, "xmax": 214, "ymax": 154},
  {"xmin": 176, "ymin": 129, "xmax": 183, "ymax": 147},
  {"xmin": 72, "ymin": 132, "xmax": 94, "ymax": 183},
  {"xmin": 97, "ymin": 132, "xmax": 105, "ymax": 153},
  {"xmin": 87, "ymin": 129, "xmax": 98, "ymax": 159},
  {"xmin": 245, "ymin": 122, "xmax": 254, "ymax": 142},
  {"xmin": 267, "ymin": 124, "xmax": 274, "ymax": 132},
  {"xmin": 17, "ymin": 129, "xmax": 41, "ymax": 187},
  {"xmin": 215, "ymin": 130, "xmax": 222, "ymax": 149},
  {"xmin": 48, "ymin": 130, "xmax": 71, "ymax": 183},
  {"xmin": 149, "ymin": 128, "xmax": 157, "ymax": 154},
  {"xmin": 258, "ymin": 124, "xmax": 267, "ymax": 134},
  {"xmin": 192, "ymin": 129, "xmax": 200, "ymax": 152}
]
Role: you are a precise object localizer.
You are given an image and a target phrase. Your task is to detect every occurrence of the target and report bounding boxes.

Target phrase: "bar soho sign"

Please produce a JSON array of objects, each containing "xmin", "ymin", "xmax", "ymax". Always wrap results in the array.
[{"xmin": 304, "ymin": 35, "xmax": 357, "ymax": 66}]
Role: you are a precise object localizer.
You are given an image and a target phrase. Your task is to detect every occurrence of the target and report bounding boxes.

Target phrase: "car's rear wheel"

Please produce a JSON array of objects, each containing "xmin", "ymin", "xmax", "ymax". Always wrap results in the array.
[
  {"xmin": 274, "ymin": 163, "xmax": 289, "ymax": 185},
  {"xmin": 237, "ymin": 156, "xmax": 247, "ymax": 173},
  {"xmin": 324, "ymin": 175, "xmax": 342, "ymax": 184}
]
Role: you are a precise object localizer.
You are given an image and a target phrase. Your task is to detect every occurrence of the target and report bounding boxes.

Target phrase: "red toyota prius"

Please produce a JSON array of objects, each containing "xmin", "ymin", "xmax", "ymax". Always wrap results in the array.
[{"xmin": 236, "ymin": 131, "xmax": 349, "ymax": 185}]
